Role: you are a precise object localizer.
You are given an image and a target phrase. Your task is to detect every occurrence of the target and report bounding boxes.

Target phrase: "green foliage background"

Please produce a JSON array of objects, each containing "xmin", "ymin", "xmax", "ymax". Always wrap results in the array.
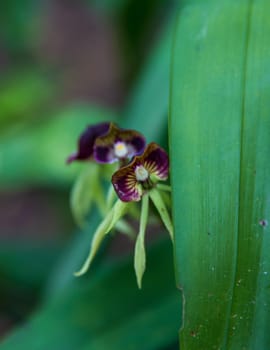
[{"xmin": 1, "ymin": 0, "xmax": 270, "ymax": 349}]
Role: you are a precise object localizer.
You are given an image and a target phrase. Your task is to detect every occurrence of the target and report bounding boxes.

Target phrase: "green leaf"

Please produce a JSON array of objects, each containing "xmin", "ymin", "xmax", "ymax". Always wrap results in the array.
[
  {"xmin": 170, "ymin": 0, "xmax": 270, "ymax": 349},
  {"xmin": 134, "ymin": 194, "xmax": 149, "ymax": 289},
  {"xmin": 0, "ymin": 240, "xmax": 180, "ymax": 350}
]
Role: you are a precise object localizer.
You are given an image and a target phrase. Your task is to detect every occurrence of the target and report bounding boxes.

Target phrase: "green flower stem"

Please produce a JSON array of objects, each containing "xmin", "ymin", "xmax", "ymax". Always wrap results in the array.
[
  {"xmin": 149, "ymin": 188, "xmax": 174, "ymax": 241},
  {"xmin": 134, "ymin": 194, "xmax": 149, "ymax": 289}
]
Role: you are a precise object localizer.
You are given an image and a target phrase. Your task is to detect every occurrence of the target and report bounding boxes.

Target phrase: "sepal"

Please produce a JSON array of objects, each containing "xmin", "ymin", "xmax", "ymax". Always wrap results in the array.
[
  {"xmin": 74, "ymin": 199, "xmax": 129, "ymax": 276},
  {"xmin": 134, "ymin": 194, "xmax": 149, "ymax": 289},
  {"xmin": 149, "ymin": 188, "xmax": 174, "ymax": 241},
  {"xmin": 70, "ymin": 164, "xmax": 106, "ymax": 227}
]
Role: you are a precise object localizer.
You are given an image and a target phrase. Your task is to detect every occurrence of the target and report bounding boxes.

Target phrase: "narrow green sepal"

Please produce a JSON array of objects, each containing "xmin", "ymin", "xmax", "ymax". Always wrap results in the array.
[
  {"xmin": 74, "ymin": 199, "xmax": 129, "ymax": 276},
  {"xmin": 156, "ymin": 184, "xmax": 172, "ymax": 192},
  {"xmin": 106, "ymin": 184, "xmax": 117, "ymax": 211},
  {"xmin": 134, "ymin": 194, "xmax": 149, "ymax": 289},
  {"xmin": 149, "ymin": 188, "xmax": 174, "ymax": 241},
  {"xmin": 70, "ymin": 164, "xmax": 106, "ymax": 227},
  {"xmin": 159, "ymin": 190, "xmax": 172, "ymax": 210},
  {"xmin": 106, "ymin": 199, "xmax": 129, "ymax": 234},
  {"xmin": 74, "ymin": 211, "xmax": 113, "ymax": 276}
]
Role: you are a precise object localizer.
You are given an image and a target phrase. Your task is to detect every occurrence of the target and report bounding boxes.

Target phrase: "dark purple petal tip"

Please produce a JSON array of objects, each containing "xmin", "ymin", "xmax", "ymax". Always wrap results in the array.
[
  {"xmin": 143, "ymin": 143, "xmax": 169, "ymax": 180},
  {"xmin": 67, "ymin": 122, "xmax": 110, "ymax": 164},
  {"xmin": 94, "ymin": 146, "xmax": 114, "ymax": 164},
  {"xmin": 128, "ymin": 135, "xmax": 146, "ymax": 157}
]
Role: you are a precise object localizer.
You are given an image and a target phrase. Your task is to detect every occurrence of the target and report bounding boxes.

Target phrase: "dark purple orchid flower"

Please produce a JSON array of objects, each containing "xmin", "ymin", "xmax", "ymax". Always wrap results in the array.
[
  {"xmin": 112, "ymin": 142, "xmax": 169, "ymax": 202},
  {"xmin": 67, "ymin": 122, "xmax": 110, "ymax": 164},
  {"xmin": 93, "ymin": 124, "xmax": 146, "ymax": 164}
]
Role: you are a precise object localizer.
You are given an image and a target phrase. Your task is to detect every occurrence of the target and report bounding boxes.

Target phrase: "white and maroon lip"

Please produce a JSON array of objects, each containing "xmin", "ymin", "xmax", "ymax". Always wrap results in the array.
[
  {"xmin": 93, "ymin": 123, "xmax": 146, "ymax": 164},
  {"xmin": 112, "ymin": 142, "xmax": 169, "ymax": 202}
]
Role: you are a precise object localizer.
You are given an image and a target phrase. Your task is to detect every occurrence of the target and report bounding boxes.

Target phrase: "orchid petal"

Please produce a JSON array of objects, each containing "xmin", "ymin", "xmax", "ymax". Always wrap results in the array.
[
  {"xmin": 143, "ymin": 142, "xmax": 169, "ymax": 181},
  {"xmin": 134, "ymin": 194, "xmax": 149, "ymax": 289},
  {"xmin": 112, "ymin": 165, "xmax": 142, "ymax": 202},
  {"xmin": 67, "ymin": 122, "xmax": 110, "ymax": 163},
  {"xmin": 94, "ymin": 123, "xmax": 146, "ymax": 163},
  {"xmin": 149, "ymin": 188, "xmax": 174, "ymax": 241}
]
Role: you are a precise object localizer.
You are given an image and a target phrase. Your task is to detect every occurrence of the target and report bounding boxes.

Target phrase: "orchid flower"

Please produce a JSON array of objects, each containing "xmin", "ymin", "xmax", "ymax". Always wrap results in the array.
[
  {"xmin": 74, "ymin": 142, "xmax": 173, "ymax": 288},
  {"xmin": 66, "ymin": 122, "xmax": 144, "ymax": 235}
]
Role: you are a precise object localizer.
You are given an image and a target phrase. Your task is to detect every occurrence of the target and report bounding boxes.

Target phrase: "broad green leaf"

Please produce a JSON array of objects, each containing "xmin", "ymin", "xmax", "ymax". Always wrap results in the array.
[
  {"xmin": 0, "ymin": 240, "xmax": 180, "ymax": 350},
  {"xmin": 170, "ymin": 0, "xmax": 270, "ymax": 349}
]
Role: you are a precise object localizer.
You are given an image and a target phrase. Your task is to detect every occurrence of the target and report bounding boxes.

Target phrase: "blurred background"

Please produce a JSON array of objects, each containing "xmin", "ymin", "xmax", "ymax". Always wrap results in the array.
[{"xmin": 0, "ymin": 0, "xmax": 180, "ymax": 348}]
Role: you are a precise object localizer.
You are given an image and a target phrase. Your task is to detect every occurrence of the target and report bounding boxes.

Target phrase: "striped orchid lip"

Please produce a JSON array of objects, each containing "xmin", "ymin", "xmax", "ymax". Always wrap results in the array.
[
  {"xmin": 93, "ymin": 123, "xmax": 146, "ymax": 164},
  {"xmin": 66, "ymin": 122, "xmax": 110, "ymax": 164},
  {"xmin": 112, "ymin": 142, "xmax": 169, "ymax": 202}
]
